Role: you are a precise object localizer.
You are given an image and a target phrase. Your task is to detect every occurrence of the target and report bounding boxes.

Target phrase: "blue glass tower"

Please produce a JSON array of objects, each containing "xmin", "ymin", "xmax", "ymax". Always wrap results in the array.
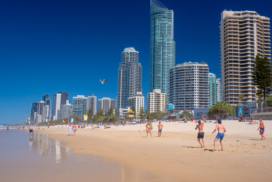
[{"xmin": 150, "ymin": 0, "xmax": 175, "ymax": 97}]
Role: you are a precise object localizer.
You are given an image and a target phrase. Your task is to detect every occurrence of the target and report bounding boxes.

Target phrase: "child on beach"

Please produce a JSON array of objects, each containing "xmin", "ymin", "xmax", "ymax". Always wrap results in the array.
[{"xmin": 68, "ymin": 124, "xmax": 73, "ymax": 136}]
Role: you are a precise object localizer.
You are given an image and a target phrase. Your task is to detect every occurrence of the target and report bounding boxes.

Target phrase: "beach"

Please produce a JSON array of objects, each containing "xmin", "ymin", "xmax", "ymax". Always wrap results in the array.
[{"xmin": 35, "ymin": 120, "xmax": 272, "ymax": 182}]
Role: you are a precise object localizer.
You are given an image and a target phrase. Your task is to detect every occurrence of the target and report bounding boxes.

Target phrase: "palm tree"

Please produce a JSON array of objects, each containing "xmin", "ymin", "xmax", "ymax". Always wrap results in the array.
[
  {"xmin": 239, "ymin": 94, "xmax": 245, "ymax": 104},
  {"xmin": 207, "ymin": 101, "xmax": 235, "ymax": 119}
]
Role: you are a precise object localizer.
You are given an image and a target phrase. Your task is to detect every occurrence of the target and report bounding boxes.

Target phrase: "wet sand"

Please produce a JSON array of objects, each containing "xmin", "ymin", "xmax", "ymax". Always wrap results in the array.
[
  {"xmin": 36, "ymin": 121, "xmax": 272, "ymax": 182},
  {"xmin": 0, "ymin": 130, "xmax": 178, "ymax": 182}
]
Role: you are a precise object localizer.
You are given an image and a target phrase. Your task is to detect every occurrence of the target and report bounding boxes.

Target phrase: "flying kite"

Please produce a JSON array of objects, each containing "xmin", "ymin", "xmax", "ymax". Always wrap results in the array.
[{"xmin": 98, "ymin": 79, "xmax": 107, "ymax": 84}]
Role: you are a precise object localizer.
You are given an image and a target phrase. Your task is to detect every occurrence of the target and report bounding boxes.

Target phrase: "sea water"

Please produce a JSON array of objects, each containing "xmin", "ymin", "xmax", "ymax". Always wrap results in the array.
[{"xmin": 0, "ymin": 130, "xmax": 180, "ymax": 182}]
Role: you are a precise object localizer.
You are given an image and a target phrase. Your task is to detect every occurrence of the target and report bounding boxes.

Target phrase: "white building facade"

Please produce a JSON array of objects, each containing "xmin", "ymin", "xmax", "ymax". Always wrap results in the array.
[
  {"xmin": 147, "ymin": 89, "xmax": 166, "ymax": 113},
  {"xmin": 220, "ymin": 10, "xmax": 271, "ymax": 105},
  {"xmin": 128, "ymin": 92, "xmax": 144, "ymax": 117},
  {"xmin": 169, "ymin": 62, "xmax": 209, "ymax": 112}
]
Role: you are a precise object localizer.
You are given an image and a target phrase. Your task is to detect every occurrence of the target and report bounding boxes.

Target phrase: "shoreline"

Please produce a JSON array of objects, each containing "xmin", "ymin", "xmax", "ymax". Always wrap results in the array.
[{"xmin": 37, "ymin": 121, "xmax": 272, "ymax": 182}]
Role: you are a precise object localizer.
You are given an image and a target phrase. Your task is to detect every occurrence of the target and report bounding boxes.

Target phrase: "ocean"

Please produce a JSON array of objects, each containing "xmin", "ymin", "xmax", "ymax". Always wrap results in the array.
[{"xmin": 0, "ymin": 130, "xmax": 179, "ymax": 182}]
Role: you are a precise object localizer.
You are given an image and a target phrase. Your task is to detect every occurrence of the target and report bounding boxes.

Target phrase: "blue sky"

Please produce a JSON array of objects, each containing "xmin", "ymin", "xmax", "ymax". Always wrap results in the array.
[{"xmin": 0, "ymin": 0, "xmax": 271, "ymax": 124}]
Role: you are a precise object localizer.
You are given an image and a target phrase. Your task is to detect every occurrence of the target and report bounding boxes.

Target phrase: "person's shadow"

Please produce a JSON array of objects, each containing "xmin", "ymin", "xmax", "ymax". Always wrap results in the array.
[
  {"xmin": 204, "ymin": 149, "xmax": 214, "ymax": 152},
  {"xmin": 183, "ymin": 146, "xmax": 201, "ymax": 149}
]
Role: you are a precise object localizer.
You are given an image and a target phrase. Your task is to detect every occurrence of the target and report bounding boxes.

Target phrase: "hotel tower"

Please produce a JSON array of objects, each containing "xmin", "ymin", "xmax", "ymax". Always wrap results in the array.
[{"xmin": 220, "ymin": 10, "xmax": 271, "ymax": 105}]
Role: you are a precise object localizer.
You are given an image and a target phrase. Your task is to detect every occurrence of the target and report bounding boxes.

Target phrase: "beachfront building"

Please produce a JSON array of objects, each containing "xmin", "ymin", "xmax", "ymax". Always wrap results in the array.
[
  {"xmin": 220, "ymin": 10, "xmax": 271, "ymax": 105},
  {"xmin": 216, "ymin": 78, "xmax": 222, "ymax": 102},
  {"xmin": 208, "ymin": 73, "xmax": 217, "ymax": 107},
  {"xmin": 72, "ymin": 95, "xmax": 88, "ymax": 119},
  {"xmin": 117, "ymin": 47, "xmax": 142, "ymax": 112},
  {"xmin": 128, "ymin": 92, "xmax": 144, "ymax": 117},
  {"xmin": 118, "ymin": 107, "xmax": 131, "ymax": 118},
  {"xmin": 59, "ymin": 100, "xmax": 73, "ymax": 119},
  {"xmin": 98, "ymin": 97, "xmax": 115, "ymax": 115},
  {"xmin": 149, "ymin": 0, "xmax": 175, "ymax": 97},
  {"xmin": 52, "ymin": 92, "xmax": 68, "ymax": 120},
  {"xmin": 41, "ymin": 93, "xmax": 50, "ymax": 122},
  {"xmin": 87, "ymin": 94, "xmax": 97, "ymax": 115},
  {"xmin": 169, "ymin": 62, "xmax": 209, "ymax": 112},
  {"xmin": 30, "ymin": 102, "xmax": 38, "ymax": 124},
  {"xmin": 37, "ymin": 101, "xmax": 47, "ymax": 123},
  {"xmin": 147, "ymin": 89, "xmax": 167, "ymax": 113}
]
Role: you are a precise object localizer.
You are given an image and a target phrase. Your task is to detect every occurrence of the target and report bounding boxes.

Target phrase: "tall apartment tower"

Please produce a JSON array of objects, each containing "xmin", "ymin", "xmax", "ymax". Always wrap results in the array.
[
  {"xmin": 128, "ymin": 92, "xmax": 144, "ymax": 117},
  {"xmin": 60, "ymin": 100, "xmax": 73, "ymax": 119},
  {"xmin": 30, "ymin": 102, "xmax": 38, "ymax": 124},
  {"xmin": 37, "ymin": 101, "xmax": 47, "ymax": 123},
  {"xmin": 150, "ymin": 0, "xmax": 175, "ymax": 96},
  {"xmin": 220, "ymin": 10, "xmax": 271, "ymax": 105},
  {"xmin": 98, "ymin": 97, "xmax": 115, "ymax": 115},
  {"xmin": 169, "ymin": 62, "xmax": 209, "ymax": 112},
  {"xmin": 72, "ymin": 95, "xmax": 88, "ymax": 118},
  {"xmin": 216, "ymin": 78, "xmax": 222, "ymax": 102},
  {"xmin": 41, "ymin": 94, "xmax": 50, "ymax": 121},
  {"xmin": 52, "ymin": 92, "xmax": 68, "ymax": 120},
  {"xmin": 87, "ymin": 94, "xmax": 97, "ymax": 115},
  {"xmin": 117, "ymin": 48, "xmax": 142, "ymax": 111},
  {"xmin": 208, "ymin": 73, "xmax": 217, "ymax": 107},
  {"xmin": 148, "ymin": 89, "xmax": 167, "ymax": 113}
]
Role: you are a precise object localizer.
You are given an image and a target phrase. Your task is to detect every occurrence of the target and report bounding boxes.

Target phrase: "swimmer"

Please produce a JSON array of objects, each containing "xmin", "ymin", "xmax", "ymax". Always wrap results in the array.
[{"xmin": 212, "ymin": 119, "xmax": 226, "ymax": 151}]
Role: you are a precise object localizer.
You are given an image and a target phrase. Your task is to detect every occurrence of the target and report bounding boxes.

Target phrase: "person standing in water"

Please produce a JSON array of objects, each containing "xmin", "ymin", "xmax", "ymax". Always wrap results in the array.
[
  {"xmin": 195, "ymin": 115, "xmax": 205, "ymax": 148},
  {"xmin": 257, "ymin": 119, "xmax": 266, "ymax": 140},
  {"xmin": 29, "ymin": 125, "xmax": 34, "ymax": 139},
  {"xmin": 212, "ymin": 119, "xmax": 226, "ymax": 151}
]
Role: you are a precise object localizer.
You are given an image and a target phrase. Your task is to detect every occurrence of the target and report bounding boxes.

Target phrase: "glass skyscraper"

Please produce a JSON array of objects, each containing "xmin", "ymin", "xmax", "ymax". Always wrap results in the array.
[
  {"xmin": 117, "ymin": 48, "xmax": 142, "ymax": 110},
  {"xmin": 150, "ymin": 0, "xmax": 175, "ymax": 96},
  {"xmin": 208, "ymin": 73, "xmax": 217, "ymax": 107}
]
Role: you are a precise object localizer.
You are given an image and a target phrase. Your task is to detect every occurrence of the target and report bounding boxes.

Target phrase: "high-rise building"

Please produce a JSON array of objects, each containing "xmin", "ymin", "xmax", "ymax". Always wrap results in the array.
[
  {"xmin": 41, "ymin": 94, "xmax": 50, "ymax": 122},
  {"xmin": 30, "ymin": 102, "xmax": 38, "ymax": 124},
  {"xmin": 216, "ymin": 78, "xmax": 222, "ymax": 102},
  {"xmin": 98, "ymin": 97, "xmax": 115, "ymax": 115},
  {"xmin": 72, "ymin": 95, "xmax": 87, "ymax": 119},
  {"xmin": 169, "ymin": 62, "xmax": 209, "ymax": 112},
  {"xmin": 128, "ymin": 92, "xmax": 144, "ymax": 117},
  {"xmin": 87, "ymin": 94, "xmax": 97, "ymax": 115},
  {"xmin": 220, "ymin": 10, "xmax": 271, "ymax": 105},
  {"xmin": 117, "ymin": 48, "xmax": 142, "ymax": 111},
  {"xmin": 208, "ymin": 73, "xmax": 217, "ymax": 107},
  {"xmin": 150, "ymin": 0, "xmax": 175, "ymax": 96},
  {"xmin": 37, "ymin": 101, "xmax": 46, "ymax": 123},
  {"xmin": 60, "ymin": 100, "xmax": 73, "ymax": 119},
  {"xmin": 147, "ymin": 89, "xmax": 167, "ymax": 113},
  {"xmin": 52, "ymin": 92, "xmax": 68, "ymax": 120}
]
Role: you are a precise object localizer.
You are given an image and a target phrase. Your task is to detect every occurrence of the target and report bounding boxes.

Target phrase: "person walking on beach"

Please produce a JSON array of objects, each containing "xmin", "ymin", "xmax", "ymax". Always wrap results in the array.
[
  {"xmin": 212, "ymin": 119, "xmax": 226, "ymax": 151},
  {"xmin": 146, "ymin": 123, "xmax": 152, "ymax": 137},
  {"xmin": 29, "ymin": 125, "xmax": 33, "ymax": 139},
  {"xmin": 68, "ymin": 124, "xmax": 73, "ymax": 136},
  {"xmin": 158, "ymin": 122, "xmax": 163, "ymax": 137},
  {"xmin": 257, "ymin": 119, "xmax": 266, "ymax": 140},
  {"xmin": 195, "ymin": 115, "xmax": 205, "ymax": 148},
  {"xmin": 72, "ymin": 123, "xmax": 77, "ymax": 136}
]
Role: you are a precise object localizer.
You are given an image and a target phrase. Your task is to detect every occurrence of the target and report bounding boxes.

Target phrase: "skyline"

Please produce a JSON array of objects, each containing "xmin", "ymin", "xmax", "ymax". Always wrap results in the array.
[{"xmin": 0, "ymin": 0, "xmax": 271, "ymax": 124}]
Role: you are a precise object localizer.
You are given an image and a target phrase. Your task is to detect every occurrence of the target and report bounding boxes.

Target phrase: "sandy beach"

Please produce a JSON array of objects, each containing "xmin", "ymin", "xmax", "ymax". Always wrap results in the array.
[{"xmin": 37, "ymin": 120, "xmax": 272, "ymax": 182}]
